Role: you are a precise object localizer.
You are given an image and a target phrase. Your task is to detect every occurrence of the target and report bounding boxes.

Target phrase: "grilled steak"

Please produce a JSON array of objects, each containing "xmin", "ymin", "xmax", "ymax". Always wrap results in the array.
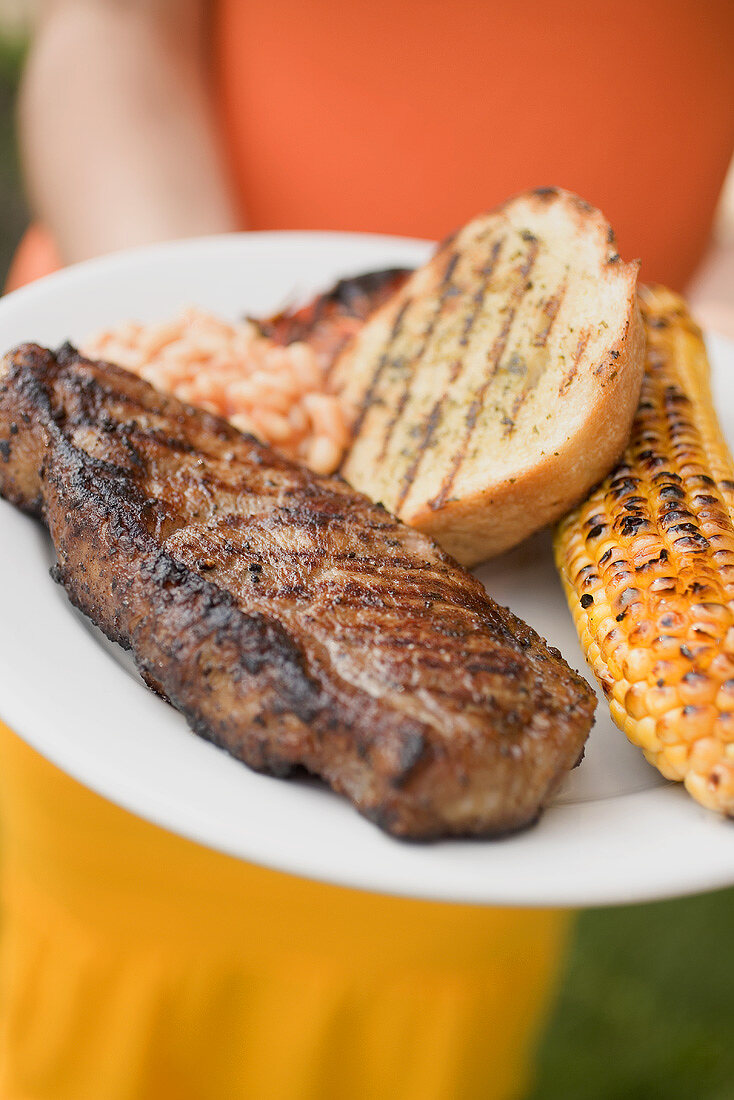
[{"xmin": 0, "ymin": 343, "xmax": 595, "ymax": 838}]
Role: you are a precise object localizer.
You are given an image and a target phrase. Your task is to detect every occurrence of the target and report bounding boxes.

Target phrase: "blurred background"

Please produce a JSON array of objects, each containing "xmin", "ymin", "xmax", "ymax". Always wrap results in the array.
[
  {"xmin": 0, "ymin": 1, "xmax": 30, "ymax": 280},
  {"xmin": 1, "ymin": 4, "xmax": 733, "ymax": 1098}
]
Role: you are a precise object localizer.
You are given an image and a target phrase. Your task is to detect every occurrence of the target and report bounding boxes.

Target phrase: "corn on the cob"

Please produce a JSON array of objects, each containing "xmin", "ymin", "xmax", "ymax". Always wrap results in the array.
[{"xmin": 554, "ymin": 285, "xmax": 734, "ymax": 814}]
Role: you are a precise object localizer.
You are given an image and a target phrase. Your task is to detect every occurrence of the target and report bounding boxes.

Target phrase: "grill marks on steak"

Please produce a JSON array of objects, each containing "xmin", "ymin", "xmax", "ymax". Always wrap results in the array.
[{"xmin": 0, "ymin": 343, "xmax": 595, "ymax": 837}]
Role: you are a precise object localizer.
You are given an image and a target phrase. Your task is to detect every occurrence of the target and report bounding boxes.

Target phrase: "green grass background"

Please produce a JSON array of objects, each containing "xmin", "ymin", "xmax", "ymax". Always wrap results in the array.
[
  {"xmin": 529, "ymin": 890, "xmax": 734, "ymax": 1099},
  {"xmin": 0, "ymin": 37, "xmax": 29, "ymax": 279},
  {"xmin": 1, "ymin": 36, "xmax": 733, "ymax": 1100}
]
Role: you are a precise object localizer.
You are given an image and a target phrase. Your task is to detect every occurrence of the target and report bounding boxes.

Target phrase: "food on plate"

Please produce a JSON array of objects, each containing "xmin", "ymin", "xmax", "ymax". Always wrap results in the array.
[
  {"xmin": 555, "ymin": 286, "xmax": 734, "ymax": 815},
  {"xmin": 0, "ymin": 343, "xmax": 595, "ymax": 838},
  {"xmin": 81, "ymin": 271, "xmax": 410, "ymax": 479},
  {"xmin": 258, "ymin": 267, "xmax": 411, "ymax": 373},
  {"xmin": 83, "ymin": 306, "xmax": 350, "ymax": 475},
  {"xmin": 335, "ymin": 187, "xmax": 646, "ymax": 566}
]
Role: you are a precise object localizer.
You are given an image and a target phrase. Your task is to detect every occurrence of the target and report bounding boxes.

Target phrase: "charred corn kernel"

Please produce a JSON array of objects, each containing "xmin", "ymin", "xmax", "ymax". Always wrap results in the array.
[{"xmin": 554, "ymin": 286, "xmax": 734, "ymax": 815}]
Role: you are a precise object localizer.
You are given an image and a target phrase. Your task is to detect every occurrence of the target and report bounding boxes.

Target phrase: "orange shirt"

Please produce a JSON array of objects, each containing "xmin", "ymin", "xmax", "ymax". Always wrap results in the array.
[{"xmin": 214, "ymin": 0, "xmax": 734, "ymax": 290}]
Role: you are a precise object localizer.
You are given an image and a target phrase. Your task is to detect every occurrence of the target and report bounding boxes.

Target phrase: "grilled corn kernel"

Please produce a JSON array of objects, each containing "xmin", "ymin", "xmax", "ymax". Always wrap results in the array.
[{"xmin": 554, "ymin": 285, "xmax": 734, "ymax": 815}]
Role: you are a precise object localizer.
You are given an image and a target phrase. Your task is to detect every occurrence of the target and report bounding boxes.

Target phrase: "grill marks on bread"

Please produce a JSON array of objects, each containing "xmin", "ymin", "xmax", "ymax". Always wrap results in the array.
[
  {"xmin": 376, "ymin": 250, "xmax": 463, "ymax": 467},
  {"xmin": 394, "ymin": 239, "xmax": 507, "ymax": 513},
  {"xmin": 427, "ymin": 235, "xmax": 541, "ymax": 512},
  {"xmin": 336, "ymin": 188, "xmax": 645, "ymax": 565},
  {"xmin": 338, "ymin": 226, "xmax": 558, "ymax": 515},
  {"xmin": 0, "ymin": 343, "xmax": 595, "ymax": 838}
]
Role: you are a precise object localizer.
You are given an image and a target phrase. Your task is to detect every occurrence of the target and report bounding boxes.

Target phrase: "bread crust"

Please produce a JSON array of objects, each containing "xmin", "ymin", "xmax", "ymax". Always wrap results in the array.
[{"xmin": 336, "ymin": 188, "xmax": 646, "ymax": 565}]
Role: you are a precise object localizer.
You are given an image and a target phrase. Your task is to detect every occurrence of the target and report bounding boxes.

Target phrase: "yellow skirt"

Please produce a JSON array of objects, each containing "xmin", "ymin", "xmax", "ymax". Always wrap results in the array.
[{"xmin": 0, "ymin": 721, "xmax": 569, "ymax": 1100}]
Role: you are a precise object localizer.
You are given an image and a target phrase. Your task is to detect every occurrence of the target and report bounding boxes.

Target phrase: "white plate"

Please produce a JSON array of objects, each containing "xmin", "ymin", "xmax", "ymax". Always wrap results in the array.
[{"xmin": 0, "ymin": 231, "xmax": 732, "ymax": 908}]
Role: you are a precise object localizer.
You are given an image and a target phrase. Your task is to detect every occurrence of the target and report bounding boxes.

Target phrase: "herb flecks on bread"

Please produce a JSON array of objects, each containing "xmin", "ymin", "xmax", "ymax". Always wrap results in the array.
[{"xmin": 336, "ymin": 188, "xmax": 646, "ymax": 565}]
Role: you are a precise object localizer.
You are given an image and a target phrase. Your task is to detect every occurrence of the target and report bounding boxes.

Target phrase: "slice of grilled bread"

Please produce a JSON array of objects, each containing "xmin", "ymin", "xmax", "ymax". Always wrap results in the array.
[{"xmin": 335, "ymin": 188, "xmax": 645, "ymax": 565}]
